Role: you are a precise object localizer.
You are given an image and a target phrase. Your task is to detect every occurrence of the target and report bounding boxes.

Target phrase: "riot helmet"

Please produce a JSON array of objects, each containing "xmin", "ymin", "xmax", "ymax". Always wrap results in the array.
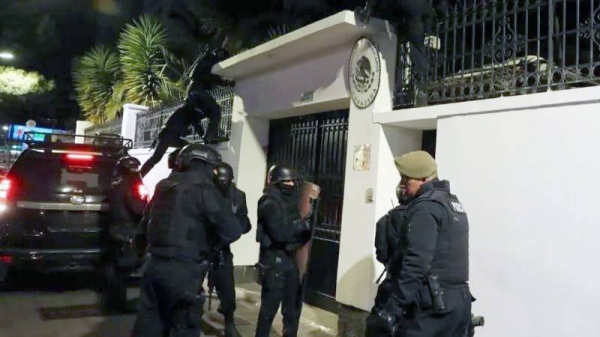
[
  {"xmin": 114, "ymin": 156, "xmax": 141, "ymax": 177},
  {"xmin": 268, "ymin": 165, "xmax": 301, "ymax": 195},
  {"xmin": 176, "ymin": 143, "xmax": 222, "ymax": 171},
  {"xmin": 168, "ymin": 147, "xmax": 182, "ymax": 170},
  {"xmin": 214, "ymin": 162, "xmax": 234, "ymax": 194}
]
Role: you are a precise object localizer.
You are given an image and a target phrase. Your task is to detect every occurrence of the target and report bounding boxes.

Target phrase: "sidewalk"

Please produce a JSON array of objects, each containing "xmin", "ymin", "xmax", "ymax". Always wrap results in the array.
[{"xmin": 201, "ymin": 283, "xmax": 338, "ymax": 337}]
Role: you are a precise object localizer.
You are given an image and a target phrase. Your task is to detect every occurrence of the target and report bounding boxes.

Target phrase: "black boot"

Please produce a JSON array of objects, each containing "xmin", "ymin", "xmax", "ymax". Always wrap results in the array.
[{"xmin": 224, "ymin": 314, "xmax": 242, "ymax": 337}]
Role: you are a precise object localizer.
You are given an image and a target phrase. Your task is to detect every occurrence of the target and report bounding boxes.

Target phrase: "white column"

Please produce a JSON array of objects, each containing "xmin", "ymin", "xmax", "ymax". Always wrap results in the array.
[
  {"xmin": 336, "ymin": 24, "xmax": 424, "ymax": 311},
  {"xmin": 121, "ymin": 104, "xmax": 149, "ymax": 143},
  {"xmin": 223, "ymin": 94, "xmax": 269, "ymax": 266},
  {"xmin": 74, "ymin": 120, "xmax": 93, "ymax": 143}
]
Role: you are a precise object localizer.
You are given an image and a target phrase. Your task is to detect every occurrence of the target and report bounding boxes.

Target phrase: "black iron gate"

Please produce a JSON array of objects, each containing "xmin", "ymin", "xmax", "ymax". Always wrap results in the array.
[{"xmin": 267, "ymin": 110, "xmax": 348, "ymax": 312}]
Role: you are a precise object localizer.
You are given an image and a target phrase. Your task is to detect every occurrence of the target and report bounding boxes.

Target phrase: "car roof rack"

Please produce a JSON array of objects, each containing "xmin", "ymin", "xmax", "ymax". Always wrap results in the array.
[{"xmin": 23, "ymin": 132, "xmax": 133, "ymax": 151}]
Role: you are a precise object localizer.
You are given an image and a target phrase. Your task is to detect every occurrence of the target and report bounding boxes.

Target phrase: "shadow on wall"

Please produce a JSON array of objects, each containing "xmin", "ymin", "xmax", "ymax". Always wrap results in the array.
[{"xmin": 336, "ymin": 256, "xmax": 376, "ymax": 337}]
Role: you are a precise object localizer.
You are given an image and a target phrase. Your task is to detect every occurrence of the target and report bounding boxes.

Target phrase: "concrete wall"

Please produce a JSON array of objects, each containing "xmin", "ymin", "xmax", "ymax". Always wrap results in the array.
[
  {"xmin": 434, "ymin": 91, "xmax": 600, "ymax": 337},
  {"xmin": 371, "ymin": 86, "xmax": 600, "ymax": 337}
]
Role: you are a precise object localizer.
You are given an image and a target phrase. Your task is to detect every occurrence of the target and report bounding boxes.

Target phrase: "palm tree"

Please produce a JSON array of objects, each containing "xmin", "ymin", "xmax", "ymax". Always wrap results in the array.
[
  {"xmin": 117, "ymin": 15, "xmax": 187, "ymax": 107},
  {"xmin": 72, "ymin": 46, "xmax": 121, "ymax": 124}
]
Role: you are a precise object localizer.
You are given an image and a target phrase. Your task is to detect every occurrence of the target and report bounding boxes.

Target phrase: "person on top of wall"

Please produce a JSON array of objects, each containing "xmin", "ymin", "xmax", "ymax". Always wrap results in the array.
[
  {"xmin": 139, "ymin": 48, "xmax": 233, "ymax": 177},
  {"xmin": 255, "ymin": 165, "xmax": 313, "ymax": 337},
  {"xmin": 207, "ymin": 162, "xmax": 252, "ymax": 337},
  {"xmin": 366, "ymin": 151, "xmax": 473, "ymax": 337},
  {"xmin": 103, "ymin": 156, "xmax": 148, "ymax": 313}
]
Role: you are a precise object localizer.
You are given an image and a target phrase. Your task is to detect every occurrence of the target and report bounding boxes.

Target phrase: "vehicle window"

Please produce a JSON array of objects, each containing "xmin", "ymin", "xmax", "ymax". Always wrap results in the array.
[{"xmin": 10, "ymin": 150, "xmax": 115, "ymax": 195}]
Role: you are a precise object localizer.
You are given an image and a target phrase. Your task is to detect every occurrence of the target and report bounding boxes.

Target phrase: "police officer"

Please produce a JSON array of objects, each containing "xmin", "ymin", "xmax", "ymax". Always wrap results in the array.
[
  {"xmin": 132, "ymin": 144, "xmax": 243, "ymax": 337},
  {"xmin": 367, "ymin": 182, "xmax": 410, "ymax": 336},
  {"xmin": 255, "ymin": 165, "xmax": 312, "ymax": 337},
  {"xmin": 375, "ymin": 182, "xmax": 410, "ymax": 268},
  {"xmin": 369, "ymin": 151, "xmax": 472, "ymax": 337},
  {"xmin": 139, "ymin": 48, "xmax": 232, "ymax": 177},
  {"xmin": 103, "ymin": 156, "xmax": 147, "ymax": 313},
  {"xmin": 208, "ymin": 162, "xmax": 251, "ymax": 337}
]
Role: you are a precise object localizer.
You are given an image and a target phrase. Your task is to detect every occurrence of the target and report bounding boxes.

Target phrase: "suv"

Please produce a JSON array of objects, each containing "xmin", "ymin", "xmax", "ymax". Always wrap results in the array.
[{"xmin": 0, "ymin": 132, "xmax": 145, "ymax": 285}]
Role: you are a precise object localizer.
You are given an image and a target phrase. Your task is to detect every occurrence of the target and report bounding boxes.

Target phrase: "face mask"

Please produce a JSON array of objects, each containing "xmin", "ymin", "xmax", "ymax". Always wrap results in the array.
[{"xmin": 278, "ymin": 183, "xmax": 298, "ymax": 195}]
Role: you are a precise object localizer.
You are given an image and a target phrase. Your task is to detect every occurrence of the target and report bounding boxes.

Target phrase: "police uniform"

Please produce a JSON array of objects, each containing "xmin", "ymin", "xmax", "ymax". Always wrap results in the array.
[
  {"xmin": 255, "ymin": 165, "xmax": 312, "ymax": 337},
  {"xmin": 139, "ymin": 49, "xmax": 232, "ymax": 177},
  {"xmin": 380, "ymin": 151, "xmax": 473, "ymax": 337},
  {"xmin": 367, "ymin": 188, "xmax": 408, "ymax": 337},
  {"xmin": 132, "ymin": 144, "xmax": 243, "ymax": 337},
  {"xmin": 209, "ymin": 163, "xmax": 252, "ymax": 337},
  {"xmin": 103, "ymin": 156, "xmax": 147, "ymax": 313}
]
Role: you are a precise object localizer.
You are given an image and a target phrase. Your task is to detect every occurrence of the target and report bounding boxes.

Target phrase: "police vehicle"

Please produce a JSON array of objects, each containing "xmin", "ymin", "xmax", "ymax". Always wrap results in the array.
[{"xmin": 0, "ymin": 132, "xmax": 148, "ymax": 286}]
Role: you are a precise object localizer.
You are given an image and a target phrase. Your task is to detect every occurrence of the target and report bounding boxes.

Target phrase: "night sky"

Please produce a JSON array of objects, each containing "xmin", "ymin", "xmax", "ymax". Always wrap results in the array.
[{"xmin": 0, "ymin": 0, "xmax": 146, "ymax": 128}]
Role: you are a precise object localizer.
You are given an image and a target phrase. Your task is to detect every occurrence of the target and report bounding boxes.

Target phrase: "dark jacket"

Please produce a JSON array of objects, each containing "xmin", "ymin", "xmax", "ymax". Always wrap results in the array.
[
  {"xmin": 375, "ymin": 205, "xmax": 407, "ymax": 265},
  {"xmin": 256, "ymin": 185, "xmax": 311, "ymax": 253},
  {"xmin": 391, "ymin": 179, "xmax": 470, "ymax": 307},
  {"xmin": 136, "ymin": 165, "xmax": 243, "ymax": 261}
]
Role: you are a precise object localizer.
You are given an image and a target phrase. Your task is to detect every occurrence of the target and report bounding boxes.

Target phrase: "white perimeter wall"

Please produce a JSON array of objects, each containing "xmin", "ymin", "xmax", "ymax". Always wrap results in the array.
[{"xmin": 434, "ymin": 89, "xmax": 600, "ymax": 337}]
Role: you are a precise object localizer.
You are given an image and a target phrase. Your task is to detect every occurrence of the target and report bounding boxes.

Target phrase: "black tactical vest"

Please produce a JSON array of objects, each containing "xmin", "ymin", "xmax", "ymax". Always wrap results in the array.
[
  {"xmin": 256, "ymin": 192, "xmax": 301, "ymax": 251},
  {"xmin": 146, "ymin": 177, "xmax": 208, "ymax": 262},
  {"xmin": 406, "ymin": 180, "xmax": 469, "ymax": 285}
]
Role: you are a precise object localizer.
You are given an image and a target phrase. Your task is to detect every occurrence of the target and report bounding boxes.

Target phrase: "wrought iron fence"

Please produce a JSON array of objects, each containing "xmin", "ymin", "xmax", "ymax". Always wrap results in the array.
[
  {"xmin": 83, "ymin": 118, "xmax": 123, "ymax": 144},
  {"xmin": 394, "ymin": 0, "xmax": 600, "ymax": 108},
  {"xmin": 134, "ymin": 86, "xmax": 235, "ymax": 148}
]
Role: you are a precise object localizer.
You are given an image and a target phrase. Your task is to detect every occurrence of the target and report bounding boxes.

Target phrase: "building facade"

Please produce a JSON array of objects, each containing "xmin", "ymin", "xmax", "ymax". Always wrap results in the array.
[{"xmin": 82, "ymin": 7, "xmax": 600, "ymax": 337}]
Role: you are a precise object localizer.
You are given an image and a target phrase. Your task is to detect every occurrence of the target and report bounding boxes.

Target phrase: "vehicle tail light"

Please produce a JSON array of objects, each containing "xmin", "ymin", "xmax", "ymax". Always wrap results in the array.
[
  {"xmin": 0, "ymin": 255, "xmax": 12, "ymax": 264},
  {"xmin": 137, "ymin": 184, "xmax": 149, "ymax": 201},
  {"xmin": 66, "ymin": 153, "xmax": 94, "ymax": 161},
  {"xmin": 0, "ymin": 178, "xmax": 14, "ymax": 211},
  {"xmin": 0, "ymin": 178, "xmax": 11, "ymax": 200}
]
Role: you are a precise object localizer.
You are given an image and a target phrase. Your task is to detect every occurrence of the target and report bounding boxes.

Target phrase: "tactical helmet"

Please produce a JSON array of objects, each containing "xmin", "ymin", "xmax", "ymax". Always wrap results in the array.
[
  {"xmin": 214, "ymin": 162, "xmax": 234, "ymax": 186},
  {"xmin": 116, "ymin": 156, "xmax": 141, "ymax": 170},
  {"xmin": 113, "ymin": 156, "xmax": 141, "ymax": 177},
  {"xmin": 176, "ymin": 143, "xmax": 222, "ymax": 170},
  {"xmin": 168, "ymin": 147, "xmax": 182, "ymax": 170},
  {"xmin": 267, "ymin": 165, "xmax": 300, "ymax": 185}
]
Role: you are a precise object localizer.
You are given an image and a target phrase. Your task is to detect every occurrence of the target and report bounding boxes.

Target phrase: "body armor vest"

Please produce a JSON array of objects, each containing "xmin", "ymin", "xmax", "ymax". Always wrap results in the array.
[
  {"xmin": 146, "ymin": 177, "xmax": 208, "ymax": 262},
  {"xmin": 256, "ymin": 194, "xmax": 301, "ymax": 252},
  {"xmin": 389, "ymin": 181, "xmax": 469, "ymax": 284},
  {"xmin": 407, "ymin": 181, "xmax": 469, "ymax": 284}
]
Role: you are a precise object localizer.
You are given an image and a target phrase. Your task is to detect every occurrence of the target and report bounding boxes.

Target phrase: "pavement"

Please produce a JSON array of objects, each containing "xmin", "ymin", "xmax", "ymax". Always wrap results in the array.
[
  {"xmin": 0, "ymin": 274, "xmax": 337, "ymax": 337},
  {"xmin": 202, "ymin": 283, "xmax": 338, "ymax": 337}
]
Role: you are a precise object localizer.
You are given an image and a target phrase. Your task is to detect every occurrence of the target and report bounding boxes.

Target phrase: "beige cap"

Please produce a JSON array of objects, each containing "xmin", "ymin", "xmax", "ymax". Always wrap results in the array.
[{"xmin": 394, "ymin": 151, "xmax": 437, "ymax": 179}]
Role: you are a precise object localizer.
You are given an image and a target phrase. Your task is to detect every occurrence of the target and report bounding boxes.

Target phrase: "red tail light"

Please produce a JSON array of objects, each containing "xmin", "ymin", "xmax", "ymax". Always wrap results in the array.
[
  {"xmin": 0, "ymin": 255, "xmax": 12, "ymax": 264},
  {"xmin": 137, "ymin": 184, "xmax": 149, "ymax": 201},
  {"xmin": 66, "ymin": 153, "xmax": 94, "ymax": 161},
  {"xmin": 0, "ymin": 178, "xmax": 11, "ymax": 200}
]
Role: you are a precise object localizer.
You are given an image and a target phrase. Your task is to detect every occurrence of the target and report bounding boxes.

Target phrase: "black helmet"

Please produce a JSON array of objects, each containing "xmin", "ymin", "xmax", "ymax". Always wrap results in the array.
[
  {"xmin": 176, "ymin": 143, "xmax": 222, "ymax": 170},
  {"xmin": 211, "ymin": 48, "xmax": 230, "ymax": 62},
  {"xmin": 168, "ymin": 147, "xmax": 182, "ymax": 170},
  {"xmin": 214, "ymin": 162, "xmax": 234, "ymax": 186},
  {"xmin": 116, "ymin": 156, "xmax": 141, "ymax": 170},
  {"xmin": 114, "ymin": 156, "xmax": 141, "ymax": 177},
  {"xmin": 267, "ymin": 165, "xmax": 300, "ymax": 185}
]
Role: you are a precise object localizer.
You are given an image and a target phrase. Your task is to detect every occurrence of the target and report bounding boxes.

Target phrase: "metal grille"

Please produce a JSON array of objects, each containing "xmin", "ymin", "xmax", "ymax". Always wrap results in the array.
[
  {"xmin": 395, "ymin": 0, "xmax": 600, "ymax": 108},
  {"xmin": 133, "ymin": 86, "xmax": 235, "ymax": 148},
  {"xmin": 267, "ymin": 110, "xmax": 349, "ymax": 244}
]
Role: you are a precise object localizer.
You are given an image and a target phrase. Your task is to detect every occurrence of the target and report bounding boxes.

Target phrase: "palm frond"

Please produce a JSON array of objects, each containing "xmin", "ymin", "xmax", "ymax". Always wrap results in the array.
[
  {"xmin": 117, "ymin": 15, "xmax": 180, "ymax": 106},
  {"xmin": 72, "ymin": 45, "xmax": 121, "ymax": 122}
]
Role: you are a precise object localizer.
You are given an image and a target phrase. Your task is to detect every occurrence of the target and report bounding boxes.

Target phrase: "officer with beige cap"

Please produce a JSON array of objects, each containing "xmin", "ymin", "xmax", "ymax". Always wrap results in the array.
[{"xmin": 366, "ymin": 151, "xmax": 473, "ymax": 337}]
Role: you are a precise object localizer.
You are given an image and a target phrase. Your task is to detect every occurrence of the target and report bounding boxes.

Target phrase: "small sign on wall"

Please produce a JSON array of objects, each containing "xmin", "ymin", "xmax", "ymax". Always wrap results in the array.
[{"xmin": 353, "ymin": 144, "xmax": 371, "ymax": 171}]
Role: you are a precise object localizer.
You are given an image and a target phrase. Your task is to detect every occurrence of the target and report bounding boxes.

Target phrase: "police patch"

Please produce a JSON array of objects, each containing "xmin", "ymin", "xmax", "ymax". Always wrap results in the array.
[{"xmin": 449, "ymin": 201, "xmax": 466, "ymax": 213}]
